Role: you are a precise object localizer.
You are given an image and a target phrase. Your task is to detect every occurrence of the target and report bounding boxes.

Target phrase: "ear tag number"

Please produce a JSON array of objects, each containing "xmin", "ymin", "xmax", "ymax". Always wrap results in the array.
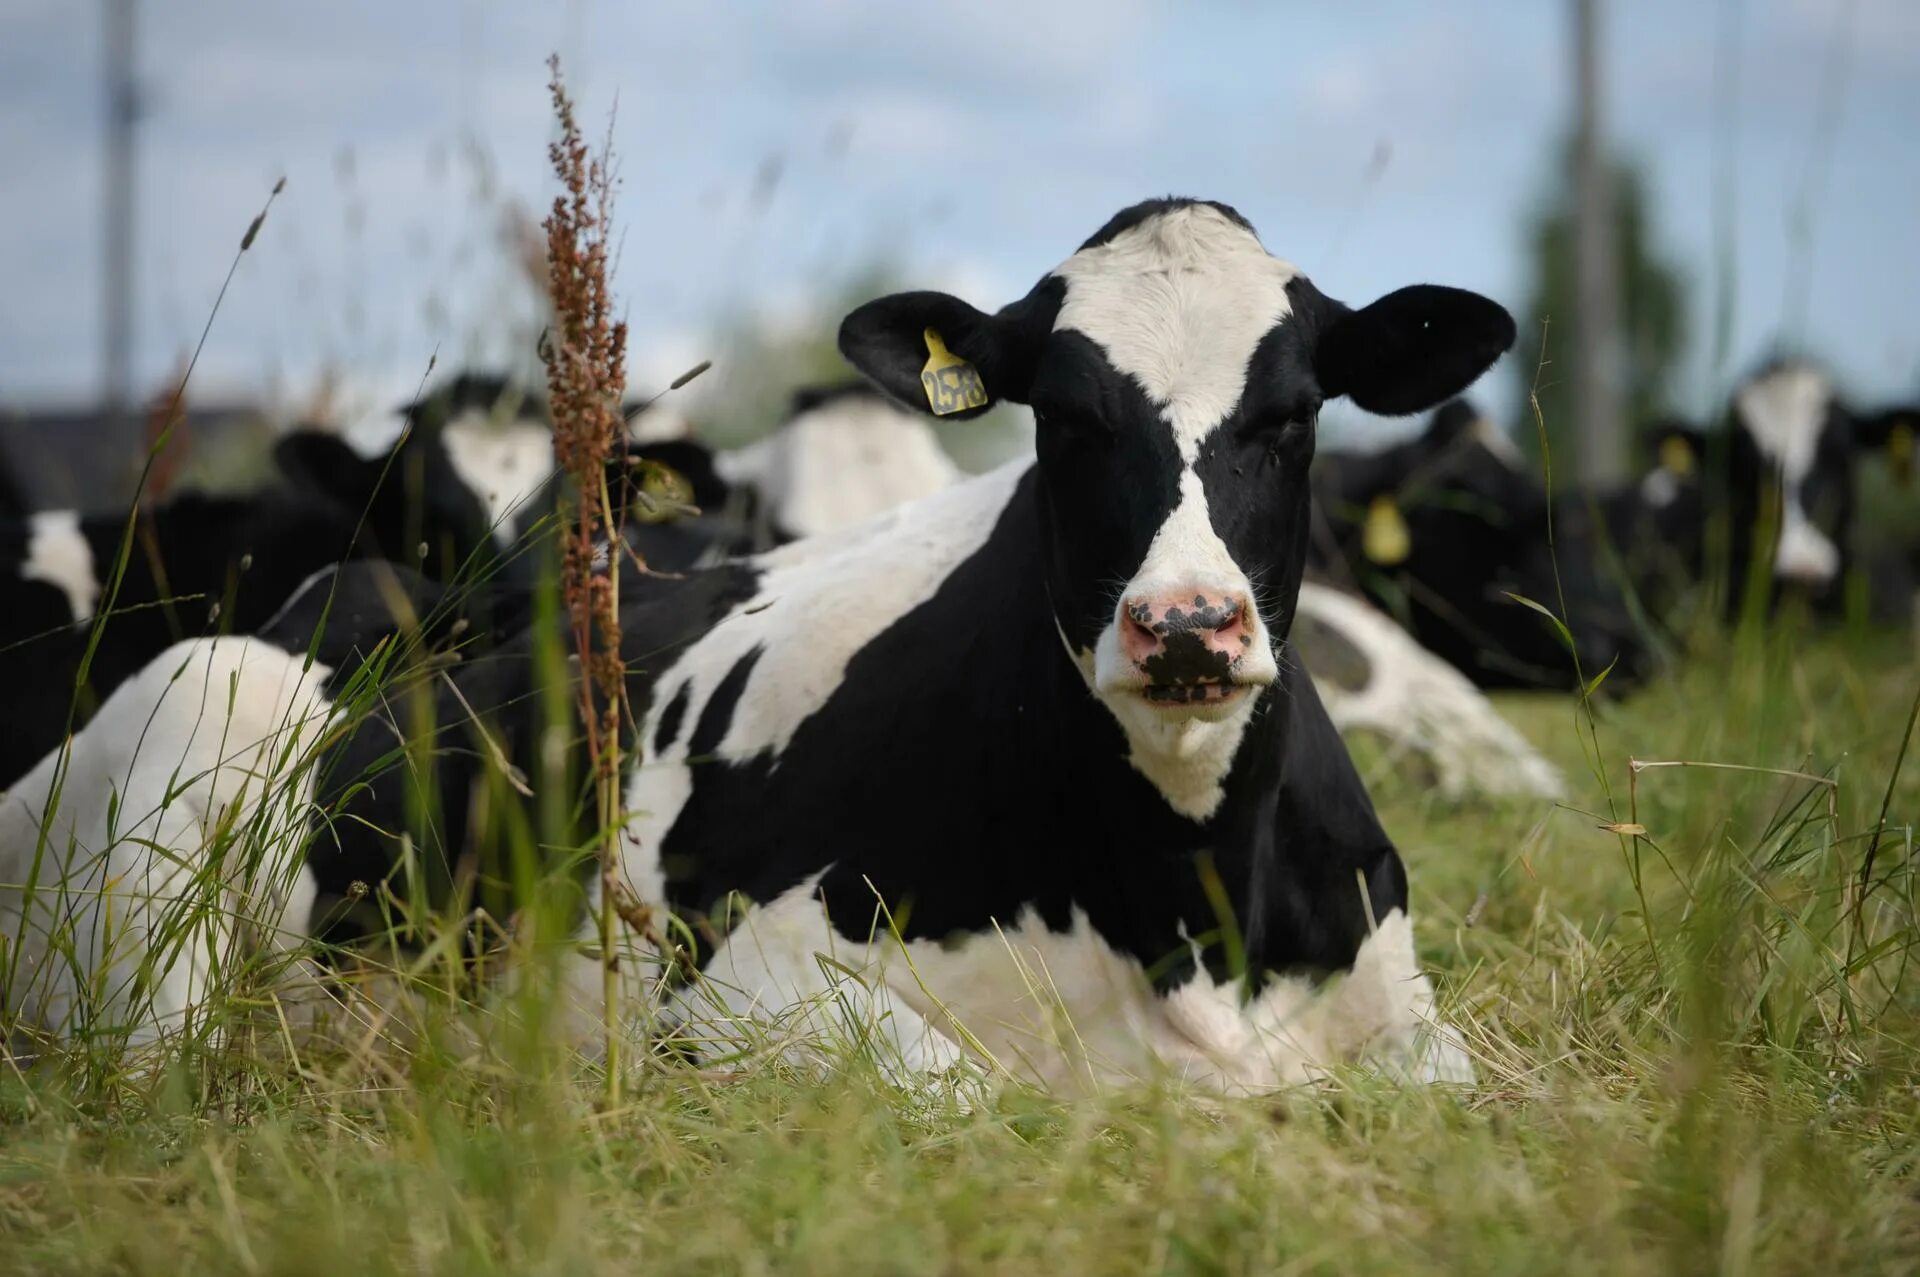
[
  {"xmin": 920, "ymin": 328, "xmax": 989, "ymax": 416},
  {"xmin": 1890, "ymin": 420, "xmax": 1914, "ymax": 486},
  {"xmin": 1362, "ymin": 495, "xmax": 1411, "ymax": 566},
  {"xmin": 1659, "ymin": 434, "xmax": 1695, "ymax": 479}
]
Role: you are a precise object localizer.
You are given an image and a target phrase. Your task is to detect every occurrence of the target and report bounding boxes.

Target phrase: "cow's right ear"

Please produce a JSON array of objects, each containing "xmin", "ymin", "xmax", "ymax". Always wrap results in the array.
[
  {"xmin": 274, "ymin": 431, "xmax": 378, "ymax": 503},
  {"xmin": 1858, "ymin": 407, "xmax": 1919, "ymax": 485},
  {"xmin": 609, "ymin": 439, "xmax": 732, "ymax": 513},
  {"xmin": 838, "ymin": 290, "xmax": 1044, "ymax": 419},
  {"xmin": 1422, "ymin": 399, "xmax": 1480, "ymax": 448}
]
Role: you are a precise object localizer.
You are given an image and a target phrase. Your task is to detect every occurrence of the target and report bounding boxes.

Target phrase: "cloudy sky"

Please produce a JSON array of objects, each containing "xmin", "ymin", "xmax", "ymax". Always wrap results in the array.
[{"xmin": 3, "ymin": 0, "xmax": 1917, "ymax": 438}]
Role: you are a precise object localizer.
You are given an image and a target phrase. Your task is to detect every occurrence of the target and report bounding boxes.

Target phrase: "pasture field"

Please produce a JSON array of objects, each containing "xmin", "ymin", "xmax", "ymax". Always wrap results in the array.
[{"xmin": 2, "ymin": 618, "xmax": 1917, "ymax": 1276}]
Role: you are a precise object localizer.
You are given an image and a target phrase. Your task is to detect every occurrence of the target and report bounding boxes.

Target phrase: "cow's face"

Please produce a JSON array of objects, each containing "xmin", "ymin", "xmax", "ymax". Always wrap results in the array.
[
  {"xmin": 840, "ymin": 199, "xmax": 1513, "ymax": 748},
  {"xmin": 1729, "ymin": 361, "xmax": 1855, "ymax": 592}
]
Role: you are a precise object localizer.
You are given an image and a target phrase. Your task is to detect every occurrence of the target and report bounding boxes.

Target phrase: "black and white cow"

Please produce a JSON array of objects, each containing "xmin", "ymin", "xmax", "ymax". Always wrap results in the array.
[
  {"xmin": 1601, "ymin": 359, "xmax": 1911, "ymax": 623},
  {"xmin": 0, "ymin": 394, "xmax": 522, "ymax": 791},
  {"xmin": 1311, "ymin": 399, "xmax": 1649, "ymax": 689},
  {"xmin": 5, "ymin": 199, "xmax": 1512, "ymax": 1090}
]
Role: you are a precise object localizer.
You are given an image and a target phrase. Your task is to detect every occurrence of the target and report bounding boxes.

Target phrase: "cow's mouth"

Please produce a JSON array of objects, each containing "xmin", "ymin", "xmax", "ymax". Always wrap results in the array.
[{"xmin": 1139, "ymin": 680, "xmax": 1248, "ymax": 708}]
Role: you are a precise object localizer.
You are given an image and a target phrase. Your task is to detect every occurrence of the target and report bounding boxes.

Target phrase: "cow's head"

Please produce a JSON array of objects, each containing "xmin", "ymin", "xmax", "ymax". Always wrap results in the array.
[
  {"xmin": 841, "ymin": 199, "xmax": 1512, "ymax": 747},
  {"xmin": 1726, "ymin": 359, "xmax": 1857, "ymax": 594}
]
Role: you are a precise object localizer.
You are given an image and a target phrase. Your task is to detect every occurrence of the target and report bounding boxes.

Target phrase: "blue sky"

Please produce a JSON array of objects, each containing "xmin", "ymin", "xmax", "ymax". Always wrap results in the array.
[{"xmin": 3, "ymin": 0, "xmax": 1917, "ymax": 440}]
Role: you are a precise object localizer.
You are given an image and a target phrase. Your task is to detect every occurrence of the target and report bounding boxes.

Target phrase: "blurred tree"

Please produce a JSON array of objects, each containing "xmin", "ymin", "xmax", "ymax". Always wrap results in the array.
[{"xmin": 1513, "ymin": 139, "xmax": 1688, "ymax": 485}]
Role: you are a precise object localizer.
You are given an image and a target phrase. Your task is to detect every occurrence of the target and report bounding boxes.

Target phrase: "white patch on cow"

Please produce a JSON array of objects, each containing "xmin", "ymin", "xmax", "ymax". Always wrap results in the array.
[
  {"xmin": 662, "ymin": 873, "xmax": 971, "ymax": 1080},
  {"xmin": 1639, "ymin": 466, "xmax": 1682, "ymax": 510},
  {"xmin": 0, "ymin": 638, "xmax": 333, "ymax": 1049},
  {"xmin": 24, "ymin": 510, "xmax": 100, "ymax": 623},
  {"xmin": 1775, "ymin": 501, "xmax": 1842, "ymax": 584},
  {"xmin": 619, "ymin": 462, "xmax": 1027, "ymax": 891},
  {"xmin": 1735, "ymin": 362, "xmax": 1831, "ymax": 485},
  {"xmin": 1048, "ymin": 204, "xmax": 1295, "ymax": 819},
  {"xmin": 1734, "ymin": 363, "xmax": 1843, "ymax": 585},
  {"xmin": 661, "ymin": 881, "xmax": 1470, "ymax": 1094},
  {"xmin": 716, "ymin": 394, "xmax": 964, "ymax": 540},
  {"xmin": 1294, "ymin": 583, "xmax": 1564, "ymax": 800},
  {"xmin": 1055, "ymin": 204, "xmax": 1299, "ymax": 464},
  {"xmin": 439, "ymin": 410, "xmax": 556, "ymax": 547}
]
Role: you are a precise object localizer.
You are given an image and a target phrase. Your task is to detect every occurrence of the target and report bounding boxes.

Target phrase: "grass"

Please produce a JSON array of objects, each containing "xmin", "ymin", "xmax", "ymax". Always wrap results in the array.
[{"xmin": 1, "ymin": 617, "xmax": 1917, "ymax": 1275}]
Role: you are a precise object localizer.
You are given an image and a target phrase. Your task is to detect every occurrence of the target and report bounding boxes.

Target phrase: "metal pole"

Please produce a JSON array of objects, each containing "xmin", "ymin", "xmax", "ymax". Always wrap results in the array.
[
  {"xmin": 1572, "ymin": 0, "xmax": 1626, "ymax": 484},
  {"xmin": 103, "ymin": 0, "xmax": 136, "ymax": 411}
]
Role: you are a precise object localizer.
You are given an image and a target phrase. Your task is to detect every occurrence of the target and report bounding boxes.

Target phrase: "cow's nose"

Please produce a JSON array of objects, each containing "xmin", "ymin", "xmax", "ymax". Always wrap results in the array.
[{"xmin": 1120, "ymin": 591, "xmax": 1254, "ymax": 677}]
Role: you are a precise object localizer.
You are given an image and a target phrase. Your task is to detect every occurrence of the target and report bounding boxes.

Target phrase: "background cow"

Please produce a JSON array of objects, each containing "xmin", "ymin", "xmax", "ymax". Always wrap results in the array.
[{"xmin": 1312, "ymin": 398, "xmax": 1649, "ymax": 689}]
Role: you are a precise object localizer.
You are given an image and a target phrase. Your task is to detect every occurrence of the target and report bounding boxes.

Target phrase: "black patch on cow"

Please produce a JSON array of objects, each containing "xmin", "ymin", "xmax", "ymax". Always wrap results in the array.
[
  {"xmin": 1028, "ymin": 330, "xmax": 1185, "ymax": 652},
  {"xmin": 1290, "ymin": 610, "xmax": 1373, "ymax": 693},
  {"xmin": 654, "ymin": 680, "xmax": 692, "ymax": 755},
  {"xmin": 1076, "ymin": 197, "xmax": 1255, "ymax": 251},
  {"xmin": 689, "ymin": 647, "xmax": 763, "ymax": 758}
]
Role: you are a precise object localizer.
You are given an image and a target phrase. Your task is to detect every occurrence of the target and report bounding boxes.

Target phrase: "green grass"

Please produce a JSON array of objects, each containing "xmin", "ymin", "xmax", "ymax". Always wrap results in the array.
[{"xmin": 4, "ymin": 622, "xmax": 1920, "ymax": 1275}]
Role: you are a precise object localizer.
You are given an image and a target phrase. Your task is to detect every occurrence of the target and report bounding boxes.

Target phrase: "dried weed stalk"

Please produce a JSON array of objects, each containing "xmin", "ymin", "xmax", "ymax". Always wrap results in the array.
[{"xmin": 538, "ymin": 55, "xmax": 631, "ymax": 1100}]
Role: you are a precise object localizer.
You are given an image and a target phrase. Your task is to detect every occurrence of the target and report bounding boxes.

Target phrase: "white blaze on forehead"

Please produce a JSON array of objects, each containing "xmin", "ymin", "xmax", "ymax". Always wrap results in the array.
[
  {"xmin": 1052, "ymin": 204, "xmax": 1300, "ymax": 462},
  {"xmin": 24, "ymin": 511, "xmax": 100, "ymax": 623},
  {"xmin": 1736, "ymin": 363, "xmax": 1833, "ymax": 484},
  {"xmin": 439, "ymin": 410, "xmax": 557, "ymax": 547},
  {"xmin": 1047, "ymin": 206, "xmax": 1298, "ymax": 818}
]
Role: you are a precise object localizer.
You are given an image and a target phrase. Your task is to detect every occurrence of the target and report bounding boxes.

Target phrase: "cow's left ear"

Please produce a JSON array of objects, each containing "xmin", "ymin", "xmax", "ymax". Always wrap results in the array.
[
  {"xmin": 839, "ymin": 289, "xmax": 1049, "ymax": 420},
  {"xmin": 1315, "ymin": 285, "xmax": 1516, "ymax": 417}
]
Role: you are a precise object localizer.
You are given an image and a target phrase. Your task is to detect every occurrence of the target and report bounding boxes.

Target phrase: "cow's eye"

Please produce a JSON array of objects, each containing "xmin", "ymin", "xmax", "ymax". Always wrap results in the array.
[{"xmin": 1246, "ymin": 412, "xmax": 1314, "ymax": 453}]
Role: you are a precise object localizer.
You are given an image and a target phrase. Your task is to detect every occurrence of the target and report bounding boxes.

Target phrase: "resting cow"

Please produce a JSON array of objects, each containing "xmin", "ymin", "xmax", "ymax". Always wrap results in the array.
[
  {"xmin": 5, "ymin": 198, "xmax": 1513, "ymax": 1092},
  {"xmin": 1312, "ymin": 399, "xmax": 1648, "ymax": 690},
  {"xmin": 0, "ymin": 395, "xmax": 522, "ymax": 791}
]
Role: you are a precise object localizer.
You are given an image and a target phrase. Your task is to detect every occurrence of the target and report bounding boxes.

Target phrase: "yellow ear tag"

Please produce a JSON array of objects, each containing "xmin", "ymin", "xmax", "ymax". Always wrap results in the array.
[
  {"xmin": 1659, "ymin": 434, "xmax": 1695, "ymax": 478},
  {"xmin": 1890, "ymin": 420, "xmax": 1914, "ymax": 486},
  {"xmin": 919, "ymin": 328, "xmax": 989, "ymax": 416},
  {"xmin": 1362, "ymin": 495, "xmax": 1411, "ymax": 566}
]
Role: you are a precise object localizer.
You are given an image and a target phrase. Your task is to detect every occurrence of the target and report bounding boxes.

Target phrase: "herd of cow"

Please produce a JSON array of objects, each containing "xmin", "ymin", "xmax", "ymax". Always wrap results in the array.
[{"xmin": 1, "ymin": 198, "xmax": 1914, "ymax": 1093}]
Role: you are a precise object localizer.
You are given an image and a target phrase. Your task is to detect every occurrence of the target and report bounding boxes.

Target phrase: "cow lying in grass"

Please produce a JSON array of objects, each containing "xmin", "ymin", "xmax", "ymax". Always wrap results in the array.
[{"xmin": 2, "ymin": 199, "xmax": 1508, "ymax": 1092}]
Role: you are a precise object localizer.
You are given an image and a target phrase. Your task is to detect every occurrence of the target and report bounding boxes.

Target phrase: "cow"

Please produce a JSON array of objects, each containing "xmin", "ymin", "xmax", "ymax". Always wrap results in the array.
[
  {"xmin": 2, "ymin": 198, "xmax": 1518, "ymax": 1092},
  {"xmin": 1311, "ymin": 398, "xmax": 1649, "ymax": 690},
  {"xmin": 0, "ymin": 387, "xmax": 526, "ymax": 791},
  {"xmin": 1598, "ymin": 361, "xmax": 1913, "ymax": 626},
  {"xmin": 714, "ymin": 382, "xmax": 967, "ymax": 542},
  {"xmin": 0, "ymin": 559, "xmax": 500, "ymax": 1057}
]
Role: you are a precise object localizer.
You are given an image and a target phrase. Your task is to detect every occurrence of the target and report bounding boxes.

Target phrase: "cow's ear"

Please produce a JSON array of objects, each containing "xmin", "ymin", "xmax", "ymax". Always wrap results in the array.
[
  {"xmin": 275, "ymin": 431, "xmax": 378, "ymax": 503},
  {"xmin": 1422, "ymin": 398, "xmax": 1480, "ymax": 448},
  {"xmin": 610, "ymin": 439, "xmax": 731, "ymax": 513},
  {"xmin": 839, "ymin": 289, "xmax": 1047, "ymax": 420},
  {"xmin": 1859, "ymin": 408, "xmax": 1919, "ymax": 485},
  {"xmin": 1316, "ymin": 285, "xmax": 1515, "ymax": 417}
]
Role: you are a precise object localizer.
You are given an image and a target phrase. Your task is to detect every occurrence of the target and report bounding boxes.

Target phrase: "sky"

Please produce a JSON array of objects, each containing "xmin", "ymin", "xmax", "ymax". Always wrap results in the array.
[{"xmin": 2, "ymin": 0, "xmax": 1917, "ymax": 445}]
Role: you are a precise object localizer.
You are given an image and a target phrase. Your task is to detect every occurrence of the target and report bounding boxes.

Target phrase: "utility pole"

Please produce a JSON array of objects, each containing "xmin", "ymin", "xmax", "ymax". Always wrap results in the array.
[
  {"xmin": 1572, "ymin": 0, "xmax": 1626, "ymax": 484},
  {"xmin": 103, "ymin": 0, "xmax": 137, "ymax": 411}
]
